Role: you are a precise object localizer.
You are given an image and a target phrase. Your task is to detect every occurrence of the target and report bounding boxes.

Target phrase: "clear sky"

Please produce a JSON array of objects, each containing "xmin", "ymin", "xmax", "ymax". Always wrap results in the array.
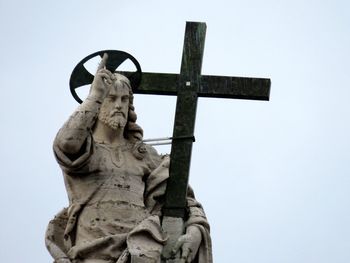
[{"xmin": 0, "ymin": 0, "xmax": 349, "ymax": 262}]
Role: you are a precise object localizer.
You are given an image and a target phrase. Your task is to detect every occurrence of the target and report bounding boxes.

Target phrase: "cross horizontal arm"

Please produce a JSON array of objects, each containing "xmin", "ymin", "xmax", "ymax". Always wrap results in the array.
[
  {"xmin": 135, "ymin": 72, "xmax": 178, "ymax": 95},
  {"xmin": 121, "ymin": 71, "xmax": 271, "ymax": 101},
  {"xmin": 200, "ymin": 74, "xmax": 270, "ymax": 100}
]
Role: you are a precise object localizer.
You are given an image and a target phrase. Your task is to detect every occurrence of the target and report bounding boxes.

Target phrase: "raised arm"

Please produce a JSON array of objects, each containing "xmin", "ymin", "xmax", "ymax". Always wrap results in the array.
[{"xmin": 55, "ymin": 53, "xmax": 115, "ymax": 155}]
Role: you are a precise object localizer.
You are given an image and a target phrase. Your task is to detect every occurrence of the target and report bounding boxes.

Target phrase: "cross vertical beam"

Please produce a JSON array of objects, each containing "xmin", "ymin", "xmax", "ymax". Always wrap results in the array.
[{"xmin": 163, "ymin": 22, "xmax": 207, "ymax": 218}]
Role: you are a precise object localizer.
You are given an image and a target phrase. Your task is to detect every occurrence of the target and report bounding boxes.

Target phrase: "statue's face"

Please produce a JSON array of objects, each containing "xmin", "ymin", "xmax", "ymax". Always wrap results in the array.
[{"xmin": 98, "ymin": 82, "xmax": 130, "ymax": 130}]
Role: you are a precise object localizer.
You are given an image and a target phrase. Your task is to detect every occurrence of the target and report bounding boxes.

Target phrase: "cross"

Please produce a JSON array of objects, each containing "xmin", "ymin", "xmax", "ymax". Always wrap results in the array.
[
  {"xmin": 132, "ymin": 21, "xmax": 271, "ymax": 260},
  {"xmin": 133, "ymin": 21, "xmax": 270, "ymax": 213}
]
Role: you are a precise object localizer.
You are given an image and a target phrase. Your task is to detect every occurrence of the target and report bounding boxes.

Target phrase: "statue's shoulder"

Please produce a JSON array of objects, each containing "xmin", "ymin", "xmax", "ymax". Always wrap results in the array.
[
  {"xmin": 129, "ymin": 141, "xmax": 158, "ymax": 159},
  {"xmin": 129, "ymin": 141, "xmax": 165, "ymax": 168}
]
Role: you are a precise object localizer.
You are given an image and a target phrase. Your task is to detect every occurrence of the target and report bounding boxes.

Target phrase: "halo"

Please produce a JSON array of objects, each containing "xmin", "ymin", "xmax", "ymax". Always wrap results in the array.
[{"xmin": 69, "ymin": 50, "xmax": 142, "ymax": 104}]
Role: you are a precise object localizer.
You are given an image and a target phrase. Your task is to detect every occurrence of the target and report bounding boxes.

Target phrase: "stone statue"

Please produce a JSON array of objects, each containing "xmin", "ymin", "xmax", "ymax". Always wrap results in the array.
[{"xmin": 45, "ymin": 54, "xmax": 212, "ymax": 263}]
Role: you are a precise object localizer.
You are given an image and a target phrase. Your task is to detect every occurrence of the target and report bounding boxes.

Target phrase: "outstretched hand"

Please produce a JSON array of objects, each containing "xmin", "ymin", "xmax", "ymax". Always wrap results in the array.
[
  {"xmin": 89, "ymin": 53, "xmax": 115, "ymax": 101},
  {"xmin": 172, "ymin": 226, "xmax": 202, "ymax": 263}
]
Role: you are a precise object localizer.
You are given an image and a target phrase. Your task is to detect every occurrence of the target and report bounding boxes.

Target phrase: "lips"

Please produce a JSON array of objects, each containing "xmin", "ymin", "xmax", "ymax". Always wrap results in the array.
[{"xmin": 110, "ymin": 110, "xmax": 125, "ymax": 118}]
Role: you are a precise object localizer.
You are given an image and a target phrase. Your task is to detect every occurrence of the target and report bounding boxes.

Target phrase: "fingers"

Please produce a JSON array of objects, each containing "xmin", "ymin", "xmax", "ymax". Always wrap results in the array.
[
  {"xmin": 172, "ymin": 236, "xmax": 185, "ymax": 255},
  {"xmin": 97, "ymin": 68, "xmax": 114, "ymax": 77},
  {"xmin": 96, "ymin": 54, "xmax": 114, "ymax": 85},
  {"xmin": 97, "ymin": 69, "xmax": 115, "ymax": 84},
  {"xmin": 172, "ymin": 235, "xmax": 193, "ymax": 262},
  {"xmin": 97, "ymin": 53, "xmax": 109, "ymax": 71},
  {"xmin": 181, "ymin": 246, "xmax": 192, "ymax": 263}
]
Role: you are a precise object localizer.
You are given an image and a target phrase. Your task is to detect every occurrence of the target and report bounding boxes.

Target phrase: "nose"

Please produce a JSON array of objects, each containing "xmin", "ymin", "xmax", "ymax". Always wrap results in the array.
[{"xmin": 115, "ymin": 99, "xmax": 122, "ymax": 110}]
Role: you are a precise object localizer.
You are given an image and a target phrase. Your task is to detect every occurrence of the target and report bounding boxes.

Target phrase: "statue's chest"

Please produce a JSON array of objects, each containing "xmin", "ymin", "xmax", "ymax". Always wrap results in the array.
[{"xmin": 87, "ymin": 144, "xmax": 150, "ymax": 206}]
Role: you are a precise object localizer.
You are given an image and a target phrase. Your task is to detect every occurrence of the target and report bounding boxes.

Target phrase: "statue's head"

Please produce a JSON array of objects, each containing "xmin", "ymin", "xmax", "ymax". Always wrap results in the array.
[{"xmin": 98, "ymin": 73, "xmax": 143, "ymax": 141}]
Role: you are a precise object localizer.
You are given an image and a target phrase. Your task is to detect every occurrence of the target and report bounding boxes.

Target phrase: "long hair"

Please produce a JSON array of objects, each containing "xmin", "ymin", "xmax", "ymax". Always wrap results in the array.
[{"xmin": 113, "ymin": 73, "xmax": 143, "ymax": 142}]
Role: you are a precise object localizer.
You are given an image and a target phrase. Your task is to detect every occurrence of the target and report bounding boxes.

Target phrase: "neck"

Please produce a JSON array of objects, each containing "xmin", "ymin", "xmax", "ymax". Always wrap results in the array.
[{"xmin": 93, "ymin": 119, "xmax": 126, "ymax": 146}]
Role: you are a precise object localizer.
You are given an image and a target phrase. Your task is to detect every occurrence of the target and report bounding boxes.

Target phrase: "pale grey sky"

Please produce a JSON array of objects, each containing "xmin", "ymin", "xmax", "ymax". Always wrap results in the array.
[{"xmin": 0, "ymin": 0, "xmax": 350, "ymax": 262}]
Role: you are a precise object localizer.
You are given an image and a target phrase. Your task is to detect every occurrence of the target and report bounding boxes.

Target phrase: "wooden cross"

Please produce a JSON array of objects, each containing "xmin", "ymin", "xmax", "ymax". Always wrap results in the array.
[
  {"xmin": 133, "ymin": 22, "xmax": 270, "ymax": 215},
  {"xmin": 131, "ymin": 21, "xmax": 271, "ymax": 260}
]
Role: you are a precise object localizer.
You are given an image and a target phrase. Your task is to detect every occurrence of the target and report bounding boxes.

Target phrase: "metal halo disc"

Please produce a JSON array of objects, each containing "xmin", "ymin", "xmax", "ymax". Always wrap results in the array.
[{"xmin": 69, "ymin": 50, "xmax": 142, "ymax": 104}]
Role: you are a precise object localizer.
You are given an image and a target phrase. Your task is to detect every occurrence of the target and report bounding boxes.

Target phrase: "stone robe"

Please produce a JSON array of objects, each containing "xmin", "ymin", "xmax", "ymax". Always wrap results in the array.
[{"xmin": 45, "ymin": 134, "xmax": 212, "ymax": 262}]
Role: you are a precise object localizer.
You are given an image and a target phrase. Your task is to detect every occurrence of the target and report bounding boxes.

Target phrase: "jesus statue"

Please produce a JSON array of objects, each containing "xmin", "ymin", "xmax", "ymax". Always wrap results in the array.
[{"xmin": 45, "ymin": 54, "xmax": 212, "ymax": 263}]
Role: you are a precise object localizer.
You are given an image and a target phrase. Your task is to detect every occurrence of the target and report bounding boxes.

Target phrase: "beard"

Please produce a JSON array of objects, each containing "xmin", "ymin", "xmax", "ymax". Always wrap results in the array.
[{"xmin": 98, "ymin": 108, "xmax": 127, "ymax": 131}]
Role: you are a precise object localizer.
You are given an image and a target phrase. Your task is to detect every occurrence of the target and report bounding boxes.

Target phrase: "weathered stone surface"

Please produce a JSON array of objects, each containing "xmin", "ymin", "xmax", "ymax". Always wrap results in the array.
[{"xmin": 45, "ymin": 55, "xmax": 212, "ymax": 263}]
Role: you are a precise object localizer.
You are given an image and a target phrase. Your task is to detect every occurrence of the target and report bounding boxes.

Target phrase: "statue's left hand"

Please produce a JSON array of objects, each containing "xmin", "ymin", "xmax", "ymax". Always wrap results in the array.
[{"xmin": 172, "ymin": 226, "xmax": 202, "ymax": 263}]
